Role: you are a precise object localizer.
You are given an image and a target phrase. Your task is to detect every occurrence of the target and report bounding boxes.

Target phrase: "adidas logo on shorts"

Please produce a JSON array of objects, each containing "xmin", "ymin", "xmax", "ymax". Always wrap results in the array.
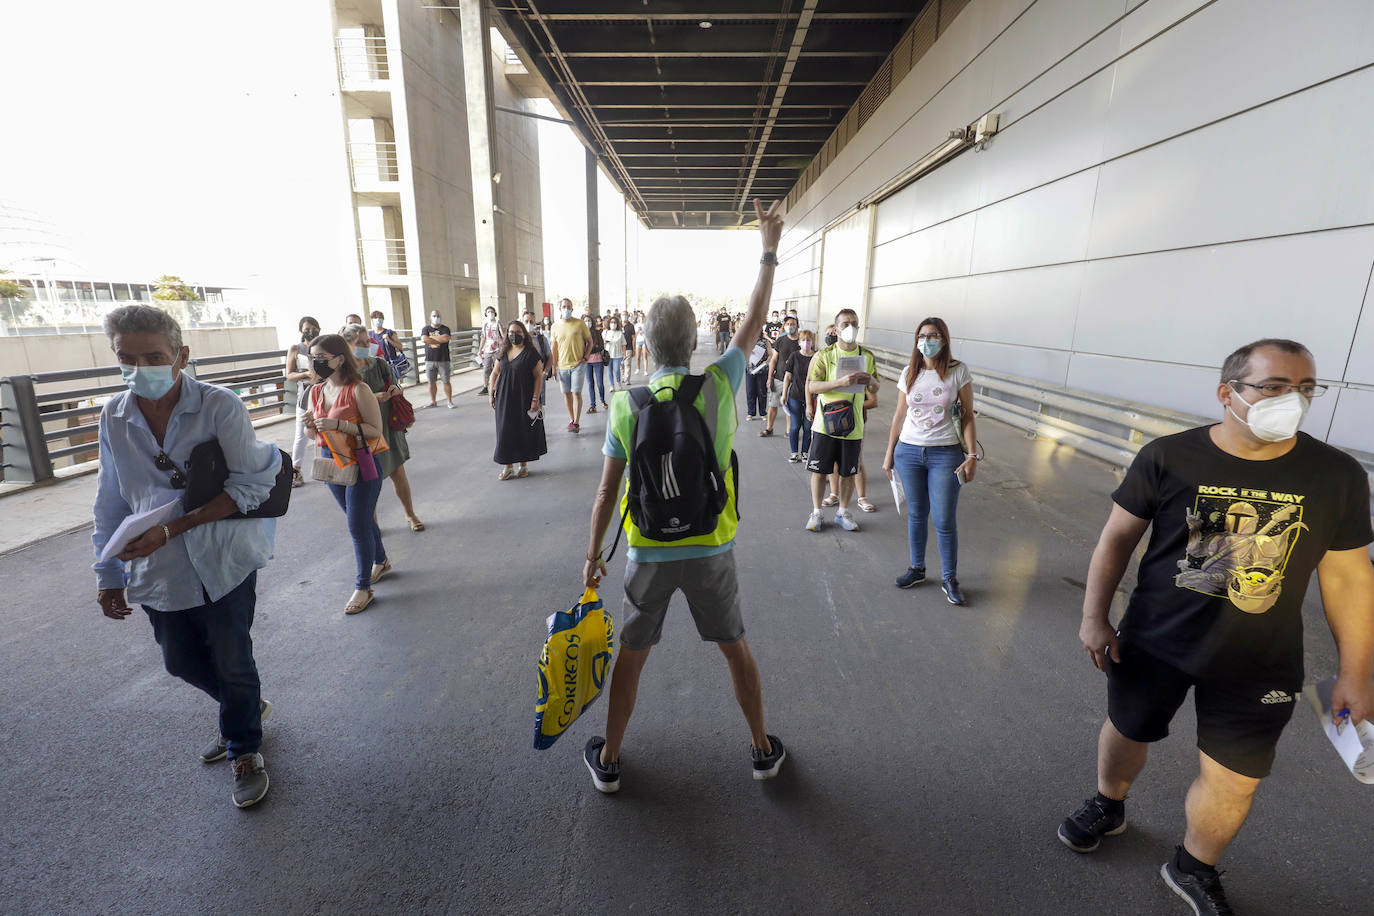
[{"xmin": 1259, "ymin": 690, "xmax": 1295, "ymax": 705}]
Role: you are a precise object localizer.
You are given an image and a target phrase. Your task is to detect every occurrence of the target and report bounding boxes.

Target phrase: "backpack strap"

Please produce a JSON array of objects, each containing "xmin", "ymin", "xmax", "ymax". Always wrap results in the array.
[
  {"xmin": 674, "ymin": 372, "xmax": 707, "ymax": 404},
  {"xmin": 628, "ymin": 385, "xmax": 655, "ymax": 411}
]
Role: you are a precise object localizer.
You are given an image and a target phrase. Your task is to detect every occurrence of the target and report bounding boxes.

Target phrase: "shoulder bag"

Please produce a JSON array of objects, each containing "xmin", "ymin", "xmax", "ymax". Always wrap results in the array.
[{"xmin": 184, "ymin": 439, "xmax": 294, "ymax": 518}]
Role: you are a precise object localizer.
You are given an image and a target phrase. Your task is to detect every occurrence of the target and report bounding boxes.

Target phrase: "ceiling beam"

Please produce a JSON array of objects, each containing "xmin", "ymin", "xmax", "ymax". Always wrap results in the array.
[{"xmin": 738, "ymin": 0, "xmax": 819, "ymax": 210}]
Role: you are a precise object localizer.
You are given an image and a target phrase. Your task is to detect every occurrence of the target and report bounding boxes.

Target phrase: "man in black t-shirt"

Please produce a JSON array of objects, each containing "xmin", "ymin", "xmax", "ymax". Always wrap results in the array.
[
  {"xmin": 764, "ymin": 314, "xmax": 799, "ymax": 439},
  {"xmin": 1057, "ymin": 338, "xmax": 1374, "ymax": 915},
  {"xmin": 420, "ymin": 310, "xmax": 453, "ymax": 408}
]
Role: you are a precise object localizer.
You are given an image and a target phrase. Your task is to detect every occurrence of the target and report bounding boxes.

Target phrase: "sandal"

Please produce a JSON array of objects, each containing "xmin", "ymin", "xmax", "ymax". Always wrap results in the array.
[
  {"xmin": 370, "ymin": 560, "xmax": 392, "ymax": 584},
  {"xmin": 344, "ymin": 588, "xmax": 374, "ymax": 615},
  {"xmin": 516, "ymin": 466, "xmax": 529, "ymax": 478},
  {"xmin": 291, "ymin": 467, "xmax": 305, "ymax": 488},
  {"xmin": 758, "ymin": 428, "xmax": 774, "ymax": 437},
  {"xmin": 857, "ymin": 497, "xmax": 877, "ymax": 513},
  {"xmin": 407, "ymin": 517, "xmax": 425, "ymax": 532},
  {"xmin": 821, "ymin": 494, "xmax": 839, "ymax": 507},
  {"xmin": 498, "ymin": 467, "xmax": 515, "ymax": 480}
]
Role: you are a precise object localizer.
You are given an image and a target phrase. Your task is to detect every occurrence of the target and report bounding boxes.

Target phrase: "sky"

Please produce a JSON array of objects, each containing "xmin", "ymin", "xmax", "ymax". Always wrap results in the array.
[{"xmin": 0, "ymin": 1, "xmax": 764, "ymax": 317}]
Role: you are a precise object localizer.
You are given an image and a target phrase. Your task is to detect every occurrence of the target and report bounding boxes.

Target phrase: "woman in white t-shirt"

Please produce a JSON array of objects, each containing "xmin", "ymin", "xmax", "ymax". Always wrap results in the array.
[{"xmin": 881, "ymin": 316, "xmax": 979, "ymax": 605}]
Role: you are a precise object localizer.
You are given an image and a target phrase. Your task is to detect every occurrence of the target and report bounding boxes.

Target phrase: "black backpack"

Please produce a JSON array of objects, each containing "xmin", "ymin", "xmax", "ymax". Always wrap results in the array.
[{"xmin": 623, "ymin": 373, "xmax": 738, "ymax": 542}]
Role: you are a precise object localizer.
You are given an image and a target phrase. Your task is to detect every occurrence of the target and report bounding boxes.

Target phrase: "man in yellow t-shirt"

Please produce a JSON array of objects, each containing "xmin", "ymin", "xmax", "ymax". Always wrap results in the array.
[
  {"xmin": 550, "ymin": 298, "xmax": 593, "ymax": 433},
  {"xmin": 806, "ymin": 307, "xmax": 878, "ymax": 532}
]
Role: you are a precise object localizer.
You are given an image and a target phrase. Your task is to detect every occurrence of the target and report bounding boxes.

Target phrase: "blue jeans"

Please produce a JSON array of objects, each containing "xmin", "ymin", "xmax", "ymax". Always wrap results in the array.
[
  {"xmin": 608, "ymin": 356, "xmax": 622, "ymax": 389},
  {"xmin": 329, "ymin": 475, "xmax": 387, "ymax": 589},
  {"xmin": 144, "ymin": 572, "xmax": 262, "ymax": 760},
  {"xmin": 587, "ymin": 361, "xmax": 606, "ymax": 404},
  {"xmin": 893, "ymin": 441, "xmax": 963, "ymax": 578},
  {"xmin": 746, "ymin": 371, "xmax": 768, "ymax": 417},
  {"xmin": 785, "ymin": 396, "xmax": 812, "ymax": 454}
]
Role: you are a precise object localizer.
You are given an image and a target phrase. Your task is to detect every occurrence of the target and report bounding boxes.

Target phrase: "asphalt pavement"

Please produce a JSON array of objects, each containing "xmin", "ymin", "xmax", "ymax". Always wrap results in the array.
[{"xmin": 2, "ymin": 339, "xmax": 1370, "ymax": 915}]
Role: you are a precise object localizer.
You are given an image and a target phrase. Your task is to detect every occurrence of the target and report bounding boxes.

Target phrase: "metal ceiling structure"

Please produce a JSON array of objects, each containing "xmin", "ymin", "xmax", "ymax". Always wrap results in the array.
[{"xmin": 494, "ymin": 1, "xmax": 930, "ymax": 229}]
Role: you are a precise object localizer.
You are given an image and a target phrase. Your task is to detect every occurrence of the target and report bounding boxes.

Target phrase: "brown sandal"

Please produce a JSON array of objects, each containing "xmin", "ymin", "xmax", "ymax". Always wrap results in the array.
[
  {"xmin": 370, "ymin": 560, "xmax": 392, "ymax": 584},
  {"xmin": 344, "ymin": 589, "xmax": 374, "ymax": 615},
  {"xmin": 407, "ymin": 517, "xmax": 425, "ymax": 532}
]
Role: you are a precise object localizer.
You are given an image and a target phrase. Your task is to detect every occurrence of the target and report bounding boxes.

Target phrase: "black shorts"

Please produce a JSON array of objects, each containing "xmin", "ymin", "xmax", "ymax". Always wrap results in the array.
[
  {"xmin": 806, "ymin": 433, "xmax": 861, "ymax": 477},
  {"xmin": 1106, "ymin": 640, "xmax": 1299, "ymax": 779}
]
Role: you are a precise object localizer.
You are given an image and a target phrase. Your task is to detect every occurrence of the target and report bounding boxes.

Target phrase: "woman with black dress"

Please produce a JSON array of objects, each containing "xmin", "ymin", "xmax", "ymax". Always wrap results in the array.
[{"xmin": 490, "ymin": 320, "xmax": 547, "ymax": 479}]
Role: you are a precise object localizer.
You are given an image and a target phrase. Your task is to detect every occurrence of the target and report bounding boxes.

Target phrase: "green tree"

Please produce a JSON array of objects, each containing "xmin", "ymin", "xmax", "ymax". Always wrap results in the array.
[
  {"xmin": 152, "ymin": 274, "xmax": 202, "ymax": 301},
  {"xmin": 0, "ymin": 268, "xmax": 23, "ymax": 300}
]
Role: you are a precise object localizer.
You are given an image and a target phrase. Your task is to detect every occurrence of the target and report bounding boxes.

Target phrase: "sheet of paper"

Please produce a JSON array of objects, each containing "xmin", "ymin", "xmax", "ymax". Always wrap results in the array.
[
  {"xmin": 98, "ymin": 498, "xmax": 184, "ymax": 563},
  {"xmin": 832, "ymin": 354, "xmax": 868, "ymax": 394},
  {"xmin": 890, "ymin": 475, "xmax": 904, "ymax": 512},
  {"xmin": 1303, "ymin": 677, "xmax": 1374, "ymax": 785}
]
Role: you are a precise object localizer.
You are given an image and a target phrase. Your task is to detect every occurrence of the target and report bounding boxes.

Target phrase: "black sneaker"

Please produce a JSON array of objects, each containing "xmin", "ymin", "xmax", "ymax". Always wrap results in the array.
[
  {"xmin": 200, "ymin": 698, "xmax": 272, "ymax": 764},
  {"xmin": 230, "ymin": 753, "xmax": 269, "ymax": 808},
  {"xmin": 583, "ymin": 736, "xmax": 620, "ymax": 794},
  {"xmin": 1161, "ymin": 858, "xmax": 1234, "ymax": 916},
  {"xmin": 941, "ymin": 577, "xmax": 967, "ymax": 606},
  {"xmin": 751, "ymin": 734, "xmax": 786, "ymax": 780},
  {"xmin": 476, "ymin": 387, "xmax": 489, "ymax": 396},
  {"xmin": 1057, "ymin": 795, "xmax": 1126, "ymax": 853},
  {"xmin": 895, "ymin": 567, "xmax": 926, "ymax": 589}
]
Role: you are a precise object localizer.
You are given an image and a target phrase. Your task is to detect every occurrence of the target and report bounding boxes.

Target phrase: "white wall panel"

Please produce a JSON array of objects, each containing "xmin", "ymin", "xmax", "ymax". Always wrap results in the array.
[
  {"xmin": 960, "ymin": 338, "xmax": 1071, "ymax": 386},
  {"xmin": 1344, "ymin": 269, "xmax": 1374, "ymax": 385},
  {"xmin": 987, "ymin": 0, "xmax": 1123, "ymax": 111},
  {"xmin": 1088, "ymin": 68, "xmax": 1374, "ymax": 260},
  {"xmin": 968, "ymin": 168, "xmax": 1098, "ymax": 274},
  {"xmin": 871, "ymin": 213, "xmax": 976, "ymax": 287},
  {"xmin": 964, "ymin": 261, "xmax": 1084, "ymax": 350},
  {"xmin": 868, "ymin": 277, "xmax": 969, "ymax": 337},
  {"xmin": 1325, "ymin": 387, "xmax": 1374, "ymax": 453},
  {"xmin": 1074, "ymin": 229, "xmax": 1374, "ymax": 369},
  {"xmin": 1065, "ymin": 352, "xmax": 1220, "ymax": 418},
  {"xmin": 873, "ymin": 150, "xmax": 983, "ymax": 245}
]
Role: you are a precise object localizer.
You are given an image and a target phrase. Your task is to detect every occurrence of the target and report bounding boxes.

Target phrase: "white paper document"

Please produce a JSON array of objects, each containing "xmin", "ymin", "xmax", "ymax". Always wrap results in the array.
[
  {"xmin": 98, "ymin": 498, "xmax": 183, "ymax": 563},
  {"xmin": 889, "ymin": 475, "xmax": 905, "ymax": 512},
  {"xmin": 832, "ymin": 355, "xmax": 868, "ymax": 394},
  {"xmin": 1303, "ymin": 676, "xmax": 1374, "ymax": 785}
]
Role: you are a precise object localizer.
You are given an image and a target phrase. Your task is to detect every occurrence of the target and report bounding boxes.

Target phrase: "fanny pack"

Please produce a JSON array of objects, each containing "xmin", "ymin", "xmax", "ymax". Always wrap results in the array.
[{"xmin": 822, "ymin": 399, "xmax": 856, "ymax": 437}]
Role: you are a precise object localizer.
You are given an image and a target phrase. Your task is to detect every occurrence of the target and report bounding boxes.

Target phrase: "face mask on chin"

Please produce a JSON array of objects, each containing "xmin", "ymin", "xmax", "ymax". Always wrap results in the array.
[{"xmin": 1229, "ymin": 387, "xmax": 1309, "ymax": 442}]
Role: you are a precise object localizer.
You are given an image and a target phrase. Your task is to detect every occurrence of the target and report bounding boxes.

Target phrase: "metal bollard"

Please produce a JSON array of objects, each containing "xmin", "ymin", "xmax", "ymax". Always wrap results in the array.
[{"xmin": 0, "ymin": 376, "xmax": 56, "ymax": 483}]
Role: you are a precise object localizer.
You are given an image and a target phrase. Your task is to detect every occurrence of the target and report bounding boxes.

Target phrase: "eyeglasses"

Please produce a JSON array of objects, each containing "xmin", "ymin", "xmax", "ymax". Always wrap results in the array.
[
  {"xmin": 154, "ymin": 451, "xmax": 187, "ymax": 489},
  {"xmin": 917, "ymin": 334, "xmax": 943, "ymax": 342},
  {"xmin": 1229, "ymin": 380, "xmax": 1328, "ymax": 398}
]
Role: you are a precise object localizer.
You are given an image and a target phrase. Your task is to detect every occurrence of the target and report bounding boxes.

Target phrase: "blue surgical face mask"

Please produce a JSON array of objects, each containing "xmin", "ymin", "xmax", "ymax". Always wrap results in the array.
[
  {"xmin": 353, "ymin": 346, "xmax": 370, "ymax": 359},
  {"xmin": 918, "ymin": 338, "xmax": 942, "ymax": 358},
  {"xmin": 120, "ymin": 363, "xmax": 178, "ymax": 400}
]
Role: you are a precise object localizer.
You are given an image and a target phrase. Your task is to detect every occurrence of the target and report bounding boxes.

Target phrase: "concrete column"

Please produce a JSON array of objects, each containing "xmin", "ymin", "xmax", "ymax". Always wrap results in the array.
[
  {"xmin": 586, "ymin": 147, "xmax": 600, "ymax": 316},
  {"xmin": 459, "ymin": 0, "xmax": 505, "ymax": 319}
]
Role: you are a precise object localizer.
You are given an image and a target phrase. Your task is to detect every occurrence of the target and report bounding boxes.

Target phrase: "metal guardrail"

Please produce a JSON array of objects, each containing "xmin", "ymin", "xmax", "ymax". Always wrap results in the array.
[
  {"xmin": 335, "ymin": 35, "xmax": 389, "ymax": 83},
  {"xmin": 0, "ymin": 328, "xmax": 483, "ymax": 485},
  {"xmin": 358, "ymin": 238, "xmax": 408, "ymax": 276},
  {"xmin": 348, "ymin": 141, "xmax": 399, "ymax": 184}
]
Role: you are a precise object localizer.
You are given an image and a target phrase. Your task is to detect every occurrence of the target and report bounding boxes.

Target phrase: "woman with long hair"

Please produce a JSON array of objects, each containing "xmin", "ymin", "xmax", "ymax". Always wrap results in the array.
[
  {"xmin": 585, "ymin": 318, "xmax": 608, "ymax": 413},
  {"xmin": 881, "ymin": 316, "xmax": 978, "ymax": 606},
  {"xmin": 780, "ymin": 328, "xmax": 816, "ymax": 461},
  {"xmin": 603, "ymin": 314, "xmax": 626, "ymax": 393},
  {"xmin": 286, "ymin": 316, "xmax": 320, "ymax": 487},
  {"xmin": 304, "ymin": 334, "xmax": 390, "ymax": 615},
  {"xmin": 341, "ymin": 324, "xmax": 424, "ymax": 532},
  {"xmin": 489, "ymin": 320, "xmax": 547, "ymax": 478}
]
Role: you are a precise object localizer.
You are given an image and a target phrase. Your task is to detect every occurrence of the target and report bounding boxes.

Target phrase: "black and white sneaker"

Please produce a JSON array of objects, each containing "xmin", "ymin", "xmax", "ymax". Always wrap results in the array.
[
  {"xmin": 751, "ymin": 734, "xmax": 786, "ymax": 780},
  {"xmin": 1161, "ymin": 857, "xmax": 1235, "ymax": 916},
  {"xmin": 941, "ymin": 577, "xmax": 967, "ymax": 606},
  {"xmin": 1057, "ymin": 795, "xmax": 1126, "ymax": 853},
  {"xmin": 583, "ymin": 736, "xmax": 620, "ymax": 794},
  {"xmin": 895, "ymin": 567, "xmax": 926, "ymax": 589}
]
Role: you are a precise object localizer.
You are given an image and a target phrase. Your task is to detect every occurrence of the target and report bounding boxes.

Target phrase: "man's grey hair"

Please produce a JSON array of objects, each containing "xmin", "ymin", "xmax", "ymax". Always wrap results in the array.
[
  {"xmin": 340, "ymin": 323, "xmax": 368, "ymax": 344},
  {"xmin": 645, "ymin": 295, "xmax": 696, "ymax": 367},
  {"xmin": 103, "ymin": 304, "xmax": 183, "ymax": 353}
]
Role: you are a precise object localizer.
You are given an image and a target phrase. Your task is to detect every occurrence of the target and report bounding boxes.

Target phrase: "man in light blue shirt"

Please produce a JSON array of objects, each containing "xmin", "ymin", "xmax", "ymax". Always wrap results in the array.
[{"xmin": 92, "ymin": 305, "xmax": 280, "ymax": 809}]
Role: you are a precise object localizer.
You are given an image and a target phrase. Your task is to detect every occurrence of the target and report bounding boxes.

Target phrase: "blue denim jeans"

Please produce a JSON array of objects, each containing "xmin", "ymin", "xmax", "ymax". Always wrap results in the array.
[
  {"xmin": 785, "ymin": 396, "xmax": 812, "ymax": 454},
  {"xmin": 329, "ymin": 475, "xmax": 387, "ymax": 589},
  {"xmin": 893, "ymin": 441, "xmax": 963, "ymax": 578},
  {"xmin": 607, "ymin": 356, "xmax": 622, "ymax": 389},
  {"xmin": 587, "ymin": 361, "xmax": 607, "ymax": 405},
  {"xmin": 144, "ymin": 571, "xmax": 262, "ymax": 760}
]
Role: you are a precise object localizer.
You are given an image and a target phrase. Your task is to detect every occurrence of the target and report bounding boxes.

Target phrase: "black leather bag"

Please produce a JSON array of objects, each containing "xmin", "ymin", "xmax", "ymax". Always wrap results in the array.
[{"xmin": 183, "ymin": 439, "xmax": 293, "ymax": 519}]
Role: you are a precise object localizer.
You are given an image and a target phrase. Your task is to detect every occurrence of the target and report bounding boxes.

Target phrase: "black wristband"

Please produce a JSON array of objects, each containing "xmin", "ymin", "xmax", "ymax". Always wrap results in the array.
[{"xmin": 760, "ymin": 251, "xmax": 778, "ymax": 266}]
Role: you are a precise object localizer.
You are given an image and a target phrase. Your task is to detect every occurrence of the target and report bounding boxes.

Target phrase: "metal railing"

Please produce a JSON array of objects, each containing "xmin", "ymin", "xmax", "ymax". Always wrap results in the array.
[
  {"xmin": 357, "ymin": 238, "xmax": 408, "ymax": 276},
  {"xmin": 0, "ymin": 330, "xmax": 483, "ymax": 485},
  {"xmin": 348, "ymin": 141, "xmax": 399, "ymax": 184},
  {"xmin": 335, "ymin": 35, "xmax": 390, "ymax": 83}
]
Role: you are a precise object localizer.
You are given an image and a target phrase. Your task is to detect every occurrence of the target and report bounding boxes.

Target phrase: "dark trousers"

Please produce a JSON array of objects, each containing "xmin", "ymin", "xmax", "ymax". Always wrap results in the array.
[
  {"xmin": 144, "ymin": 572, "xmax": 262, "ymax": 759},
  {"xmin": 746, "ymin": 371, "xmax": 768, "ymax": 417},
  {"xmin": 328, "ymin": 476, "xmax": 387, "ymax": 589}
]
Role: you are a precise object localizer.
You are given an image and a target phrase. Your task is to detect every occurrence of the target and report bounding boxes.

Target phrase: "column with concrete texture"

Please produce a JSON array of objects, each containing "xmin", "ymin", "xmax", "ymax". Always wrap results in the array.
[
  {"xmin": 586, "ymin": 148, "xmax": 600, "ymax": 316},
  {"xmin": 459, "ymin": 0, "xmax": 506, "ymax": 319}
]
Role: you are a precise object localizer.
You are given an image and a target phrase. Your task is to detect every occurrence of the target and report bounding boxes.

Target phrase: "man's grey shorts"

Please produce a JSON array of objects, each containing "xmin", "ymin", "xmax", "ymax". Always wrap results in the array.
[
  {"xmin": 559, "ymin": 364, "xmax": 586, "ymax": 394},
  {"xmin": 620, "ymin": 551, "xmax": 744, "ymax": 650},
  {"xmin": 426, "ymin": 360, "xmax": 451, "ymax": 382}
]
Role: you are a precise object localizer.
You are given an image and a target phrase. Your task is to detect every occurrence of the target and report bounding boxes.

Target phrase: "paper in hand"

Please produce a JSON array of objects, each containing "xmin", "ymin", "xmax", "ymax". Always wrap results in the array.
[
  {"xmin": 98, "ymin": 498, "xmax": 183, "ymax": 563},
  {"xmin": 1303, "ymin": 676, "xmax": 1374, "ymax": 785},
  {"xmin": 890, "ymin": 475, "xmax": 904, "ymax": 512}
]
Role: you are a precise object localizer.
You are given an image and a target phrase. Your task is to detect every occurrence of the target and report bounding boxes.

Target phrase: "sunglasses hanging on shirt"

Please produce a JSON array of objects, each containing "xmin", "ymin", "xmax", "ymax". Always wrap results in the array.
[{"xmin": 154, "ymin": 450, "xmax": 187, "ymax": 489}]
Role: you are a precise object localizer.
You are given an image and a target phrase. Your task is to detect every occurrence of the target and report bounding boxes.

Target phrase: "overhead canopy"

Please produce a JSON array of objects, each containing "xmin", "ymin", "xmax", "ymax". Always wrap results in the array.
[{"xmin": 495, "ymin": 1, "xmax": 929, "ymax": 229}]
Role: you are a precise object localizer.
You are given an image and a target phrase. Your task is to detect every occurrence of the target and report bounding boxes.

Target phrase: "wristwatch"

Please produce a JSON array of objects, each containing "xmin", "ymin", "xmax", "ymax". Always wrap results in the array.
[{"xmin": 759, "ymin": 251, "xmax": 778, "ymax": 266}]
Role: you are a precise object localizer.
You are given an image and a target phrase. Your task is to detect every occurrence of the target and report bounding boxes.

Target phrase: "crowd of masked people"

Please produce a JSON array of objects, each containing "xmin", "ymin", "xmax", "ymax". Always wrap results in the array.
[{"xmin": 87, "ymin": 195, "xmax": 1372, "ymax": 916}]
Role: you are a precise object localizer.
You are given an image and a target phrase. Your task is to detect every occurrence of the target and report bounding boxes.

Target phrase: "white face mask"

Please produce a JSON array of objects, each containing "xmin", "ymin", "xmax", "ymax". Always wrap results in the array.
[
  {"xmin": 839, "ymin": 325, "xmax": 858, "ymax": 344},
  {"xmin": 1228, "ymin": 387, "xmax": 1309, "ymax": 442}
]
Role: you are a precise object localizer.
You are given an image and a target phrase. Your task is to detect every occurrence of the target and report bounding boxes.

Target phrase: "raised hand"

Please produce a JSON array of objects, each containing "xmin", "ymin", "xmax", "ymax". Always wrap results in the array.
[{"xmin": 754, "ymin": 198, "xmax": 784, "ymax": 252}]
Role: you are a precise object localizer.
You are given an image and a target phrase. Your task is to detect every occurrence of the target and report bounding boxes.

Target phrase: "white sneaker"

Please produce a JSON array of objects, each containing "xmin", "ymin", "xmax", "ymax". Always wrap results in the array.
[
  {"xmin": 835, "ymin": 510, "xmax": 859, "ymax": 532},
  {"xmin": 788, "ymin": 452, "xmax": 801, "ymax": 463},
  {"xmin": 805, "ymin": 510, "xmax": 823, "ymax": 532}
]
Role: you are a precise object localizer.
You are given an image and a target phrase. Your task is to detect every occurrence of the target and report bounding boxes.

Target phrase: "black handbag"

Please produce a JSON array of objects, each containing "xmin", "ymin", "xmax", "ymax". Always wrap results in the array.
[
  {"xmin": 183, "ymin": 439, "xmax": 294, "ymax": 518},
  {"xmin": 821, "ymin": 399, "xmax": 856, "ymax": 437}
]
